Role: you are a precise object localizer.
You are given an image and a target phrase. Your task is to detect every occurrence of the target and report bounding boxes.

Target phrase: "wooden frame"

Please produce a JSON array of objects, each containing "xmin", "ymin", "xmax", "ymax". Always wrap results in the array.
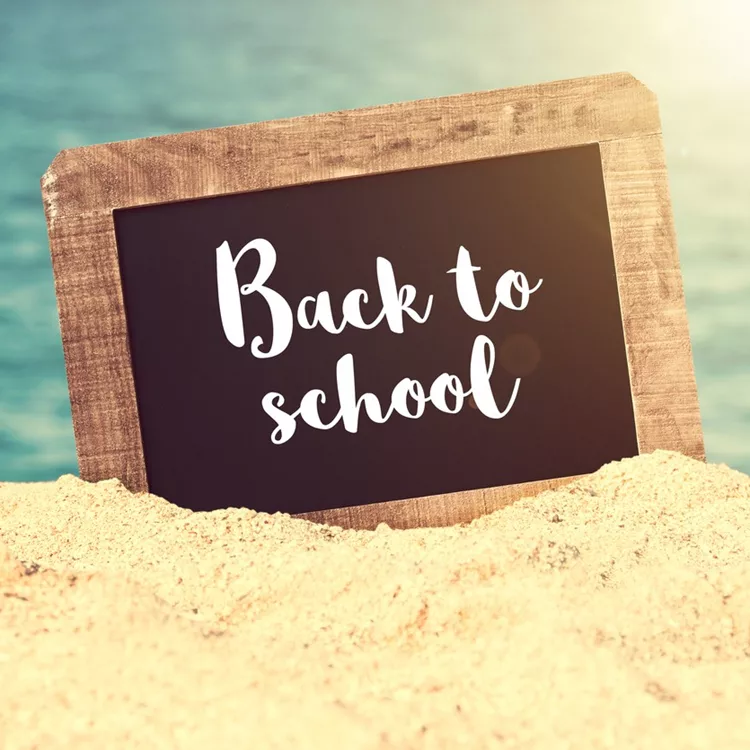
[{"xmin": 41, "ymin": 72, "xmax": 704, "ymax": 530}]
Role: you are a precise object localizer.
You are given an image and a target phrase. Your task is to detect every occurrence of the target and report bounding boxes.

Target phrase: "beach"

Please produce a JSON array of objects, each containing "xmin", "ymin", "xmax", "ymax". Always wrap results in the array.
[{"xmin": 2, "ymin": 448, "xmax": 750, "ymax": 748}]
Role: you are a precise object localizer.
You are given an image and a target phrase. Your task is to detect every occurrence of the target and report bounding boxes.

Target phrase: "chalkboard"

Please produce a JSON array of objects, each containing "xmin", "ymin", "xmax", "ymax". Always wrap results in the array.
[
  {"xmin": 43, "ymin": 74, "xmax": 705, "ymax": 529},
  {"xmin": 112, "ymin": 143, "xmax": 637, "ymax": 515}
]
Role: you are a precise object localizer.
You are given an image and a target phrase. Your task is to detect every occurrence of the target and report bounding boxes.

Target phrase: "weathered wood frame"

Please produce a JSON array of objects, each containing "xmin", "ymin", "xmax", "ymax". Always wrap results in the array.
[{"xmin": 41, "ymin": 72, "xmax": 704, "ymax": 530}]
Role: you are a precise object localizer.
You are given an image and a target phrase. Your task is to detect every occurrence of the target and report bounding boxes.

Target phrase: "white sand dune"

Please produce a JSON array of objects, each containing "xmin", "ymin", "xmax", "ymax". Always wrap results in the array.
[{"xmin": 2, "ymin": 449, "xmax": 750, "ymax": 748}]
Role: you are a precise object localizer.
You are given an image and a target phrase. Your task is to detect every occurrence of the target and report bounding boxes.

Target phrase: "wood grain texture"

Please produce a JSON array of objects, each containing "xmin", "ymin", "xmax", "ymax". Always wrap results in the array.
[
  {"xmin": 600, "ymin": 134, "xmax": 705, "ymax": 462},
  {"xmin": 41, "ymin": 71, "xmax": 703, "ymax": 530},
  {"xmin": 42, "ymin": 72, "xmax": 659, "ymax": 218},
  {"xmin": 45, "ymin": 209, "xmax": 146, "ymax": 492},
  {"xmin": 299, "ymin": 474, "xmax": 587, "ymax": 531}
]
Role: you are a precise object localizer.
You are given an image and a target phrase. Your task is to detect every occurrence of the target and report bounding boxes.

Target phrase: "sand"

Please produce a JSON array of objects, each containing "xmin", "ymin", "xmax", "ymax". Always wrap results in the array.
[{"xmin": 2, "ymin": 450, "xmax": 750, "ymax": 748}]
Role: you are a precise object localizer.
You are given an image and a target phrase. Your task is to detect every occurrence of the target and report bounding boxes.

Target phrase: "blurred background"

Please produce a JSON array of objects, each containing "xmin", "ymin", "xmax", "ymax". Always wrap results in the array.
[{"xmin": 0, "ymin": 0, "xmax": 748, "ymax": 480}]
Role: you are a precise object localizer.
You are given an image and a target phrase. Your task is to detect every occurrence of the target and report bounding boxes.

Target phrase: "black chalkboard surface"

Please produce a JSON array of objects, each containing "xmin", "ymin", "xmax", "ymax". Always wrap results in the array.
[{"xmin": 113, "ymin": 142, "xmax": 638, "ymax": 515}]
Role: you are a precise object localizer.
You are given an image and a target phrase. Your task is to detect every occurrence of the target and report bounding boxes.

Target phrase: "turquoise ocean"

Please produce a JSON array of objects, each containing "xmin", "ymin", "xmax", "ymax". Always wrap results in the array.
[{"xmin": 1, "ymin": 0, "xmax": 748, "ymax": 480}]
